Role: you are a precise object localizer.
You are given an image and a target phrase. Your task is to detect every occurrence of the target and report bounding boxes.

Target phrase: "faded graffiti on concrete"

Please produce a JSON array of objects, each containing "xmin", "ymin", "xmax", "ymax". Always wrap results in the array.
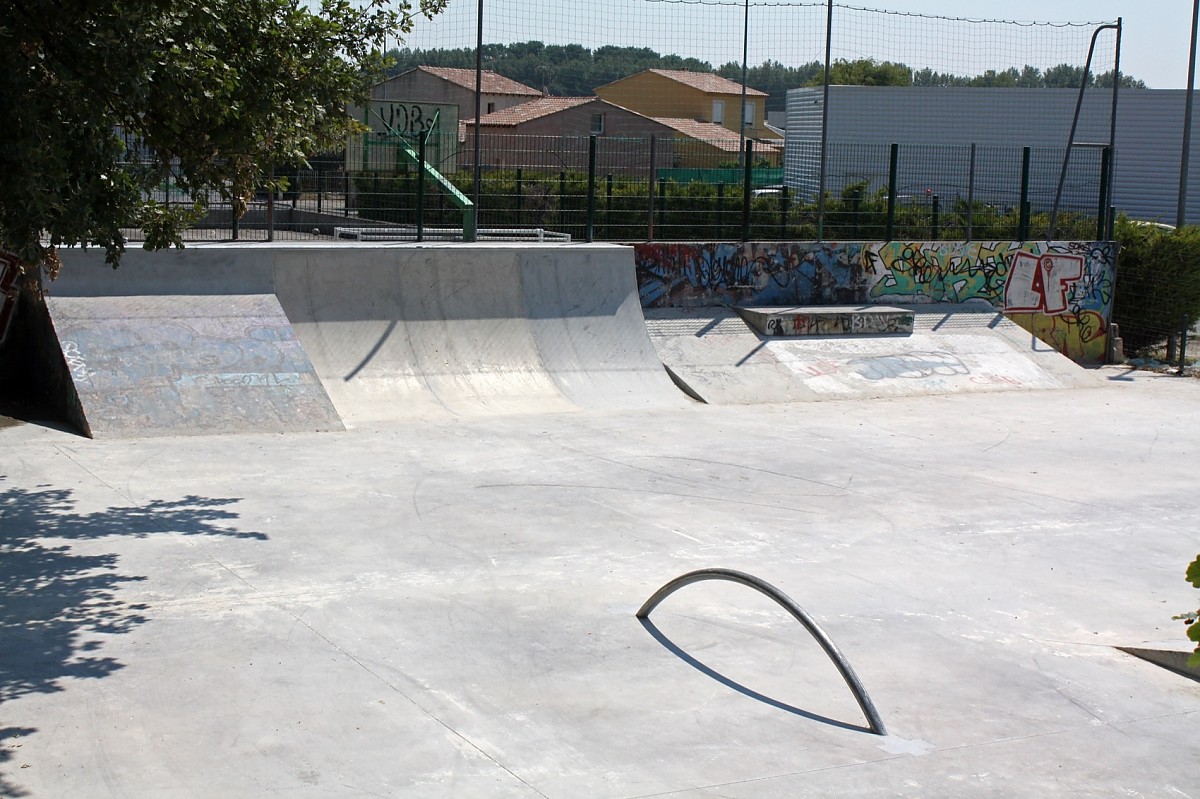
[
  {"xmin": 636, "ymin": 240, "xmax": 1117, "ymax": 363},
  {"xmin": 634, "ymin": 242, "xmax": 868, "ymax": 308}
]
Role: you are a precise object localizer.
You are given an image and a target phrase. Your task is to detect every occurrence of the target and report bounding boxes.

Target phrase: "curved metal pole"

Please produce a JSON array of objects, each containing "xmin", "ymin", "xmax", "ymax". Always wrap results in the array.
[
  {"xmin": 1049, "ymin": 23, "xmax": 1119, "ymax": 239},
  {"xmin": 637, "ymin": 568, "xmax": 886, "ymax": 736}
]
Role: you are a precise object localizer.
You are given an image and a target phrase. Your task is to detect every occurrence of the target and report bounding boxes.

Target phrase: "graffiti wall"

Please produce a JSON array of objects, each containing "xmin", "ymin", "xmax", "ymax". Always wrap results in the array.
[{"xmin": 634, "ymin": 241, "xmax": 1116, "ymax": 363}]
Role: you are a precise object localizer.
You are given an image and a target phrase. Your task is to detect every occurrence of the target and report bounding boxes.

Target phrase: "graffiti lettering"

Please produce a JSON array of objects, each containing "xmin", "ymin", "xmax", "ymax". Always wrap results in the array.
[
  {"xmin": 848, "ymin": 351, "xmax": 970, "ymax": 381},
  {"xmin": 61, "ymin": 341, "xmax": 94, "ymax": 382},
  {"xmin": 636, "ymin": 240, "xmax": 1117, "ymax": 363},
  {"xmin": 1005, "ymin": 252, "xmax": 1084, "ymax": 314}
]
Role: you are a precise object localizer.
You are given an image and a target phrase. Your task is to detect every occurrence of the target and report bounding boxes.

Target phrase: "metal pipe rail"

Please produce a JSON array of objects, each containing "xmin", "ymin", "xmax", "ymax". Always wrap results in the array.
[
  {"xmin": 637, "ymin": 567, "xmax": 886, "ymax": 735},
  {"xmin": 332, "ymin": 227, "xmax": 571, "ymax": 243}
]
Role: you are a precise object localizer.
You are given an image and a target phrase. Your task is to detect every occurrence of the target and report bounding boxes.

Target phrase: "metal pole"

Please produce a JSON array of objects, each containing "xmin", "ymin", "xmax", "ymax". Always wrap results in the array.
[
  {"xmin": 586, "ymin": 136, "xmax": 597, "ymax": 242},
  {"xmin": 471, "ymin": 0, "xmax": 484, "ymax": 241},
  {"xmin": 885, "ymin": 143, "xmax": 898, "ymax": 242},
  {"xmin": 738, "ymin": 0, "xmax": 749, "ymax": 168},
  {"xmin": 417, "ymin": 134, "xmax": 426, "ymax": 242},
  {"xmin": 647, "ymin": 135, "xmax": 657, "ymax": 241},
  {"xmin": 816, "ymin": 0, "xmax": 833, "ymax": 241},
  {"xmin": 1050, "ymin": 23, "xmax": 1118, "ymax": 238},
  {"xmin": 1098, "ymin": 147, "xmax": 1112, "ymax": 241},
  {"xmin": 1180, "ymin": 4, "xmax": 1199, "ymax": 228},
  {"xmin": 966, "ymin": 143, "xmax": 976, "ymax": 240},
  {"xmin": 931, "ymin": 194, "xmax": 939, "ymax": 240},
  {"xmin": 1108, "ymin": 18, "xmax": 1122, "ymax": 237},
  {"xmin": 742, "ymin": 140, "xmax": 753, "ymax": 242},
  {"xmin": 266, "ymin": 166, "xmax": 275, "ymax": 242},
  {"xmin": 1020, "ymin": 146, "xmax": 1031, "ymax": 240}
]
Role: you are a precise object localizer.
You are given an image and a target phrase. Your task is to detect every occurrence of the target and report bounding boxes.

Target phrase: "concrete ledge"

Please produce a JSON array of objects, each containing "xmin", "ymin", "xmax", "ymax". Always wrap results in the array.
[{"xmin": 737, "ymin": 305, "xmax": 915, "ymax": 337}]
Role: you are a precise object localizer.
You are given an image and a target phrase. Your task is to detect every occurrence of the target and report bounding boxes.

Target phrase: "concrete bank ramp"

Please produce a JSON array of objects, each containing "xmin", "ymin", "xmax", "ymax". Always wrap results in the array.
[
  {"xmin": 645, "ymin": 302, "xmax": 1099, "ymax": 405},
  {"xmin": 47, "ymin": 243, "xmax": 686, "ymax": 436},
  {"xmin": 275, "ymin": 244, "xmax": 689, "ymax": 425},
  {"xmin": 42, "ymin": 293, "xmax": 343, "ymax": 437}
]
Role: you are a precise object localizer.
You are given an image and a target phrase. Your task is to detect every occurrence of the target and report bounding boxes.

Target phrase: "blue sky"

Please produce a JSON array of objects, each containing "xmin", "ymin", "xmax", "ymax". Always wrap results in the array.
[{"xmin": 397, "ymin": 1, "xmax": 1197, "ymax": 89}]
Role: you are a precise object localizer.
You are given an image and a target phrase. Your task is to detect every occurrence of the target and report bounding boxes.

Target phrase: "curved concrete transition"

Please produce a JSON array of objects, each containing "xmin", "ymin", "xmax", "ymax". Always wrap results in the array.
[
  {"xmin": 49, "ymin": 243, "xmax": 688, "ymax": 436},
  {"xmin": 273, "ymin": 244, "xmax": 690, "ymax": 426},
  {"xmin": 645, "ymin": 301, "xmax": 1099, "ymax": 405}
]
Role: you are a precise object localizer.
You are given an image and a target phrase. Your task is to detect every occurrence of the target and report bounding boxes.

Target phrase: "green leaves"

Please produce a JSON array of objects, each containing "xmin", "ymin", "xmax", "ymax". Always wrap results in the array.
[
  {"xmin": 1, "ymin": 0, "xmax": 439, "ymax": 273},
  {"xmin": 1180, "ymin": 555, "xmax": 1200, "ymax": 667}
]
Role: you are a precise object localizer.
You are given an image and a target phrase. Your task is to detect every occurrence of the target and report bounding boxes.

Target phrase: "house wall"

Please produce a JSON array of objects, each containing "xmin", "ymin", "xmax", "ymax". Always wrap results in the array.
[
  {"xmin": 635, "ymin": 240, "xmax": 1116, "ymax": 363},
  {"xmin": 597, "ymin": 74, "xmax": 769, "ymax": 139},
  {"xmin": 373, "ymin": 73, "xmax": 534, "ymax": 123},
  {"xmin": 785, "ymin": 86, "xmax": 1200, "ymax": 224}
]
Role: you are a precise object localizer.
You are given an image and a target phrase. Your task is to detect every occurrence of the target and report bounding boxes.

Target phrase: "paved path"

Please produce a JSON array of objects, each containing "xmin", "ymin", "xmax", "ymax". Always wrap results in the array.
[{"xmin": 1, "ymin": 370, "xmax": 1198, "ymax": 797}]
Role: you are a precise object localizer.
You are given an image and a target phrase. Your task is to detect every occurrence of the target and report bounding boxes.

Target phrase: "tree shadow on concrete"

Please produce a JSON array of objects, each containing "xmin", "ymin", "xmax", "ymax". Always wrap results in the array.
[{"xmin": 0, "ymin": 477, "xmax": 265, "ymax": 795}]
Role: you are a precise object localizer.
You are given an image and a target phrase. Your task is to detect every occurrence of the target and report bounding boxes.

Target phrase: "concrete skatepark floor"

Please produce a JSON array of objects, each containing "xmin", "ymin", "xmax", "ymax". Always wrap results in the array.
[{"xmin": 2, "ymin": 369, "xmax": 1199, "ymax": 797}]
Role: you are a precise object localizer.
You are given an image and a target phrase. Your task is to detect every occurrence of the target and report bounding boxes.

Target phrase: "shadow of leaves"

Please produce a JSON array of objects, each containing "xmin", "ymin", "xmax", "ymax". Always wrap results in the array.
[{"xmin": 0, "ymin": 477, "xmax": 266, "ymax": 757}]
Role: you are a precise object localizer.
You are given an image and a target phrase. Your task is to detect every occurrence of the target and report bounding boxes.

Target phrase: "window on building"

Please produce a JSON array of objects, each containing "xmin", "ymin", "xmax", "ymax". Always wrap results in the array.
[
  {"xmin": 590, "ymin": 113, "xmax": 605, "ymax": 135},
  {"xmin": 712, "ymin": 100, "xmax": 724, "ymax": 124},
  {"xmin": 743, "ymin": 100, "xmax": 755, "ymax": 128},
  {"xmin": 487, "ymin": 101, "xmax": 496, "ymax": 114}
]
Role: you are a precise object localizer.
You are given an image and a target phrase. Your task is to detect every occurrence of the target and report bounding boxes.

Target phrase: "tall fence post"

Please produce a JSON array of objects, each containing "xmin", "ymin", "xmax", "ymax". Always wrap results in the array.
[
  {"xmin": 1180, "ymin": 314, "xmax": 1191, "ymax": 375},
  {"xmin": 657, "ymin": 179, "xmax": 667, "ymax": 235},
  {"xmin": 780, "ymin": 185, "xmax": 790, "ymax": 239},
  {"xmin": 606, "ymin": 174, "xmax": 614, "ymax": 239},
  {"xmin": 741, "ymin": 140, "xmax": 753, "ymax": 242},
  {"xmin": 931, "ymin": 194, "xmax": 940, "ymax": 240},
  {"xmin": 1098, "ymin": 146, "xmax": 1112, "ymax": 241},
  {"xmin": 515, "ymin": 167, "xmax": 523, "ymax": 227},
  {"xmin": 885, "ymin": 143, "xmax": 898, "ymax": 242},
  {"xmin": 586, "ymin": 135, "xmax": 597, "ymax": 242},
  {"xmin": 266, "ymin": 166, "xmax": 275, "ymax": 242},
  {"xmin": 966, "ymin": 143, "xmax": 976, "ymax": 240},
  {"xmin": 1019, "ymin": 146, "xmax": 1031, "ymax": 240},
  {"xmin": 647, "ymin": 135, "xmax": 657, "ymax": 241},
  {"xmin": 417, "ymin": 135, "xmax": 426, "ymax": 242},
  {"xmin": 717, "ymin": 182, "xmax": 726, "ymax": 239},
  {"xmin": 558, "ymin": 170, "xmax": 567, "ymax": 231}
]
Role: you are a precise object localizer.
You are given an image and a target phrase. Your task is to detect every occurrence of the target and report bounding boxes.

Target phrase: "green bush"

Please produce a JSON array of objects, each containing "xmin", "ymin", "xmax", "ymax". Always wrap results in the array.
[{"xmin": 1112, "ymin": 216, "xmax": 1200, "ymax": 354}]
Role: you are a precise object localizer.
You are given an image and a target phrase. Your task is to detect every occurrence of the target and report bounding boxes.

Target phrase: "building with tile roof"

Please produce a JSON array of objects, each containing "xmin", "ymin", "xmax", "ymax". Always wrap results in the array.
[
  {"xmin": 372, "ymin": 66, "xmax": 543, "ymax": 122},
  {"xmin": 595, "ymin": 69, "xmax": 780, "ymax": 142}
]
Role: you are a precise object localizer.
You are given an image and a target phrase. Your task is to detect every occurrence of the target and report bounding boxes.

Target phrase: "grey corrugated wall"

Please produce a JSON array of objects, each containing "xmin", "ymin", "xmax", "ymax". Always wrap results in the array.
[{"xmin": 786, "ymin": 86, "xmax": 1200, "ymax": 225}]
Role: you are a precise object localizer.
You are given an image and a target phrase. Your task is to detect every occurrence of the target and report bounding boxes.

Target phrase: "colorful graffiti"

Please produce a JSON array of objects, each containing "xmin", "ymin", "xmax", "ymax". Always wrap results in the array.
[
  {"xmin": 635, "ymin": 240, "xmax": 1117, "ymax": 363},
  {"xmin": 634, "ymin": 242, "xmax": 868, "ymax": 308}
]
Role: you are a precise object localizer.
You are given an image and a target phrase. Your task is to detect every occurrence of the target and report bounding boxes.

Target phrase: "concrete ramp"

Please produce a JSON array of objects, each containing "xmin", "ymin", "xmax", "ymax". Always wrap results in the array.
[
  {"xmin": 274, "ymin": 244, "xmax": 689, "ymax": 425},
  {"xmin": 43, "ymin": 293, "xmax": 343, "ymax": 437},
  {"xmin": 45, "ymin": 243, "xmax": 688, "ymax": 435},
  {"xmin": 646, "ymin": 302, "xmax": 1099, "ymax": 405}
]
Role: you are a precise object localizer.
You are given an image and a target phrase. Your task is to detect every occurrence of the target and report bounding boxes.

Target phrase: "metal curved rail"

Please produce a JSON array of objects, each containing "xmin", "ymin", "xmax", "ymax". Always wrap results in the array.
[{"xmin": 637, "ymin": 568, "xmax": 886, "ymax": 735}]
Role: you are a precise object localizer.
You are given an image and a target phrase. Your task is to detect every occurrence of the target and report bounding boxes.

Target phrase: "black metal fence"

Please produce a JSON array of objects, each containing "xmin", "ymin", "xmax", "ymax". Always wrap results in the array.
[{"xmin": 122, "ymin": 133, "xmax": 1111, "ymax": 243}]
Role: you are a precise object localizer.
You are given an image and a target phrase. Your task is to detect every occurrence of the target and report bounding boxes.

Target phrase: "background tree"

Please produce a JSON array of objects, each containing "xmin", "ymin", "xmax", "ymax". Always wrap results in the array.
[{"xmin": 0, "ymin": 0, "xmax": 446, "ymax": 274}]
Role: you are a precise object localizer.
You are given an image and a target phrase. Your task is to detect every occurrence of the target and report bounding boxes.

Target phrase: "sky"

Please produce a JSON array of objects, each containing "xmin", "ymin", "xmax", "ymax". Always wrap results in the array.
[
  {"xmin": 857, "ymin": 2, "xmax": 1192, "ymax": 88},
  {"xmin": 398, "ymin": 1, "xmax": 1199, "ymax": 89}
]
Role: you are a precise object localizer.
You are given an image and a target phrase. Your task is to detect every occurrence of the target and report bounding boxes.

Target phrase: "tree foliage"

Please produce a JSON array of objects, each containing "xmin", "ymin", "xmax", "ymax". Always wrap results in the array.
[
  {"xmin": 1112, "ymin": 216, "xmax": 1200, "ymax": 353},
  {"xmin": 1, "ymin": 0, "xmax": 446, "ymax": 272}
]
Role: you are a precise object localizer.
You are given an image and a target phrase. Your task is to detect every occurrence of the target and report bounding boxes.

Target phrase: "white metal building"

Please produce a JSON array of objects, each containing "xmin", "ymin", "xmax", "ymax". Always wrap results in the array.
[{"xmin": 785, "ymin": 87, "xmax": 1200, "ymax": 225}]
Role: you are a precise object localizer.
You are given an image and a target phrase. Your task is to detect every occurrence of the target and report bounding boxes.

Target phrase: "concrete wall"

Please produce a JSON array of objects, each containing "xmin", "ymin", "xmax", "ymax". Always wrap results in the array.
[{"xmin": 634, "ymin": 241, "xmax": 1117, "ymax": 363}]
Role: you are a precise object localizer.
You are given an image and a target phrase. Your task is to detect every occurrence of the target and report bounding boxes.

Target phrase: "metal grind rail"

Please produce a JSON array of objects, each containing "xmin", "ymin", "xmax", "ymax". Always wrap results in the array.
[
  {"xmin": 637, "ymin": 567, "xmax": 886, "ymax": 736},
  {"xmin": 332, "ymin": 226, "xmax": 571, "ymax": 242}
]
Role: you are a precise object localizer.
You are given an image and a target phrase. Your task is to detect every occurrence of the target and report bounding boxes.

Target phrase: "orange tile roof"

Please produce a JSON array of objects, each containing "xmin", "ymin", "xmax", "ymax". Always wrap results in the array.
[
  {"xmin": 418, "ymin": 66, "xmax": 542, "ymax": 96},
  {"xmin": 651, "ymin": 117, "xmax": 782, "ymax": 152},
  {"xmin": 645, "ymin": 69, "xmax": 767, "ymax": 97},
  {"xmin": 473, "ymin": 97, "xmax": 596, "ymax": 126}
]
